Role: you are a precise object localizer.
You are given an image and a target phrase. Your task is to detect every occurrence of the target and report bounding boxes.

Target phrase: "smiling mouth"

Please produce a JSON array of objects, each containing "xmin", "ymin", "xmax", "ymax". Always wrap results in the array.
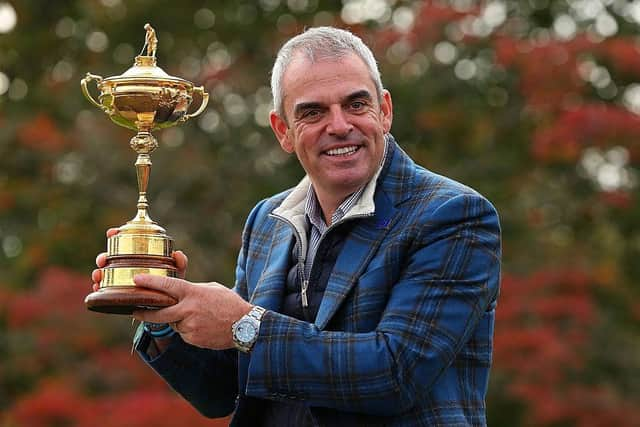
[{"xmin": 325, "ymin": 145, "xmax": 360, "ymax": 156}]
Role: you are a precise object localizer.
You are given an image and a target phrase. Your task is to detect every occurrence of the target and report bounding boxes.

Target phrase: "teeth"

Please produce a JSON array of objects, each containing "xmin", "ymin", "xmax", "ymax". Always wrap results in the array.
[{"xmin": 326, "ymin": 146, "xmax": 358, "ymax": 156}]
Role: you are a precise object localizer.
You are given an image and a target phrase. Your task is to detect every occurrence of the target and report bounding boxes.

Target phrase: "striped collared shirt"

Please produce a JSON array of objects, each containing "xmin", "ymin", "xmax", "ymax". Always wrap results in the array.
[{"xmin": 303, "ymin": 137, "xmax": 389, "ymax": 281}]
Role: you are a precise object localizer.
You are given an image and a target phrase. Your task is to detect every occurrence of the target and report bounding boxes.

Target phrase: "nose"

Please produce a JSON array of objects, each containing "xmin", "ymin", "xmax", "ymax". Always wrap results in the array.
[{"xmin": 326, "ymin": 105, "xmax": 353, "ymax": 138}]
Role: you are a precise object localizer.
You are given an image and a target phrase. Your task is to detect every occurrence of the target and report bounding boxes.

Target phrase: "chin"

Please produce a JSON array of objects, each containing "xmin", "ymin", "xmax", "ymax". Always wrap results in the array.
[{"xmin": 327, "ymin": 175, "xmax": 368, "ymax": 193}]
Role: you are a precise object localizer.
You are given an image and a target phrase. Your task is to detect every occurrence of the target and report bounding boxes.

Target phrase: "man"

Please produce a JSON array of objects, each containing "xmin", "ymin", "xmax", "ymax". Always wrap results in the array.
[{"xmin": 92, "ymin": 26, "xmax": 501, "ymax": 426}]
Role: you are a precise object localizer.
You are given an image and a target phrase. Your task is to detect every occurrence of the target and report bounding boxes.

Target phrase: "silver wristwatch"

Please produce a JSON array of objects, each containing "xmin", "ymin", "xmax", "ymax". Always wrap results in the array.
[{"xmin": 232, "ymin": 306, "xmax": 266, "ymax": 353}]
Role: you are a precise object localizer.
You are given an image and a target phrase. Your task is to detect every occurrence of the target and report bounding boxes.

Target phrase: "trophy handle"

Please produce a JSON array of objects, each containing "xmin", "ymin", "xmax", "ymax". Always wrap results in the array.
[
  {"xmin": 182, "ymin": 86, "xmax": 209, "ymax": 121},
  {"xmin": 81, "ymin": 73, "xmax": 105, "ymax": 110}
]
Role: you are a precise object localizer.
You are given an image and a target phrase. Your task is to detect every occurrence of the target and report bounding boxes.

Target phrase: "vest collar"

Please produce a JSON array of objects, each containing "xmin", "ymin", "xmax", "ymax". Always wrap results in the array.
[{"xmin": 271, "ymin": 147, "xmax": 384, "ymax": 238}]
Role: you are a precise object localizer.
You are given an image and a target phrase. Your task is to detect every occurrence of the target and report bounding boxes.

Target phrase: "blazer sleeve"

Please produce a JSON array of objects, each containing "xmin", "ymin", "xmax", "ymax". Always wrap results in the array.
[
  {"xmin": 133, "ymin": 199, "xmax": 270, "ymax": 418},
  {"xmin": 244, "ymin": 193, "xmax": 501, "ymax": 416},
  {"xmin": 135, "ymin": 331, "xmax": 238, "ymax": 418}
]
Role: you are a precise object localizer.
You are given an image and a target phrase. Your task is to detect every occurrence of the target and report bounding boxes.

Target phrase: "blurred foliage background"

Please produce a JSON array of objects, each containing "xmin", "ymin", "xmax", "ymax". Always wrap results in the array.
[{"xmin": 1, "ymin": 0, "xmax": 639, "ymax": 426}]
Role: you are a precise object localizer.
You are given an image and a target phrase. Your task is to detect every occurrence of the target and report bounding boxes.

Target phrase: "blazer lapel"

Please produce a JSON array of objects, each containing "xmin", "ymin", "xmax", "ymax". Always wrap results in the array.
[
  {"xmin": 315, "ymin": 189, "xmax": 399, "ymax": 329},
  {"xmin": 247, "ymin": 221, "xmax": 293, "ymax": 312},
  {"xmin": 314, "ymin": 139, "xmax": 414, "ymax": 330}
]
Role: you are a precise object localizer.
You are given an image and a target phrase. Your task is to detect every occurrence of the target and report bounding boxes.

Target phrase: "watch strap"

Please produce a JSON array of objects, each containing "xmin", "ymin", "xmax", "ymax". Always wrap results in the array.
[{"xmin": 246, "ymin": 305, "xmax": 266, "ymax": 322}]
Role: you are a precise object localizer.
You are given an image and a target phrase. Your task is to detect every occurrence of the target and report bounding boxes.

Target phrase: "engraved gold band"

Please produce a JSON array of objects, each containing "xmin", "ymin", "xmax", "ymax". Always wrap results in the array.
[{"xmin": 107, "ymin": 233, "xmax": 173, "ymax": 256}]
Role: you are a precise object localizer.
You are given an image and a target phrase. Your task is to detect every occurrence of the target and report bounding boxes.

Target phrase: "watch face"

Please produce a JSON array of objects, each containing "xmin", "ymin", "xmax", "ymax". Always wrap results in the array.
[{"xmin": 236, "ymin": 319, "xmax": 257, "ymax": 343}]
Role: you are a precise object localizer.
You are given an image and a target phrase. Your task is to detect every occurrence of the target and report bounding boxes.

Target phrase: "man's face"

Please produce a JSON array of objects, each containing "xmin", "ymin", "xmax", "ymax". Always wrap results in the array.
[{"xmin": 270, "ymin": 53, "xmax": 393, "ymax": 199}]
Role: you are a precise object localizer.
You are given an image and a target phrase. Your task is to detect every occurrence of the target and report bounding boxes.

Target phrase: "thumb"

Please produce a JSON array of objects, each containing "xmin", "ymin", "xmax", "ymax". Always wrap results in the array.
[{"xmin": 133, "ymin": 274, "xmax": 190, "ymax": 300}]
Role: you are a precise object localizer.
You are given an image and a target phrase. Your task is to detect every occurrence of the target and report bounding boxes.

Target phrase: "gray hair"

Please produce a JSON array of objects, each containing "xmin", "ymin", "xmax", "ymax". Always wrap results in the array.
[{"xmin": 270, "ymin": 26, "xmax": 384, "ymax": 119}]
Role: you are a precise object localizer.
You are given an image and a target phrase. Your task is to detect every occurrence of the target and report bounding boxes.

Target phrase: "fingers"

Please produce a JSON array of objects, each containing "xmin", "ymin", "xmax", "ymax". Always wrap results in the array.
[
  {"xmin": 130, "ymin": 274, "xmax": 189, "ymax": 323},
  {"xmin": 90, "ymin": 228, "xmax": 117, "ymax": 292},
  {"xmin": 92, "ymin": 254, "xmax": 107, "ymax": 290},
  {"xmin": 172, "ymin": 250, "xmax": 188, "ymax": 278},
  {"xmin": 132, "ymin": 304, "xmax": 182, "ymax": 324},
  {"xmin": 133, "ymin": 274, "xmax": 189, "ymax": 300},
  {"xmin": 91, "ymin": 268, "xmax": 102, "ymax": 283},
  {"xmin": 95, "ymin": 252, "xmax": 108, "ymax": 268}
]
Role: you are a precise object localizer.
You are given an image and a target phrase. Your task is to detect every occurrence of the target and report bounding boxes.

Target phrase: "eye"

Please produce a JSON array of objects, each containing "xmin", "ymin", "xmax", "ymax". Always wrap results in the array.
[
  {"xmin": 348, "ymin": 100, "xmax": 368, "ymax": 112},
  {"xmin": 300, "ymin": 109, "xmax": 323, "ymax": 122}
]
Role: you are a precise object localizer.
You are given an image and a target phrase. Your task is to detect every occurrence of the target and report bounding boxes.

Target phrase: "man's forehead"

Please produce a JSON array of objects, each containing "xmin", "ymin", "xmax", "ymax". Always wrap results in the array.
[{"xmin": 281, "ymin": 52, "xmax": 375, "ymax": 105}]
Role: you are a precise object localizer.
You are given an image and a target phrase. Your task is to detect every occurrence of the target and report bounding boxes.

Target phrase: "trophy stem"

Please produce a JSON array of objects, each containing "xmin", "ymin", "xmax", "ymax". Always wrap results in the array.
[
  {"xmin": 129, "ymin": 131, "xmax": 158, "ymax": 224},
  {"xmin": 135, "ymin": 153, "xmax": 152, "ymax": 221}
]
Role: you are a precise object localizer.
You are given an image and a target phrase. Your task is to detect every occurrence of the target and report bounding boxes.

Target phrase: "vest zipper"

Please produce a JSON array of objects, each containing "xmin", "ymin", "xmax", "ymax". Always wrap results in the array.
[
  {"xmin": 300, "ymin": 212, "xmax": 375, "ymax": 309},
  {"xmin": 270, "ymin": 211, "xmax": 375, "ymax": 310},
  {"xmin": 269, "ymin": 214, "xmax": 311, "ymax": 308},
  {"xmin": 301, "ymin": 279, "xmax": 309, "ymax": 307}
]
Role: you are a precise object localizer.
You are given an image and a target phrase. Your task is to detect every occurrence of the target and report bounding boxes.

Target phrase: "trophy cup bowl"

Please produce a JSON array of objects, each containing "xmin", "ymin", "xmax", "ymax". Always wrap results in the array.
[{"xmin": 81, "ymin": 25, "xmax": 209, "ymax": 315}]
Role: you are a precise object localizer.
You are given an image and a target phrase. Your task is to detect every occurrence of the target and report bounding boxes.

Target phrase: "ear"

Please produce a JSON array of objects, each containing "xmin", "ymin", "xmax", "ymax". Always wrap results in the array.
[
  {"xmin": 270, "ymin": 110, "xmax": 294, "ymax": 153},
  {"xmin": 380, "ymin": 90, "xmax": 393, "ymax": 134}
]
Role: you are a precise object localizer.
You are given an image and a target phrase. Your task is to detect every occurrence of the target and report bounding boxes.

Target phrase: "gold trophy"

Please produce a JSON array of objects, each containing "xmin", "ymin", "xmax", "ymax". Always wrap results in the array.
[{"xmin": 81, "ymin": 24, "xmax": 209, "ymax": 314}]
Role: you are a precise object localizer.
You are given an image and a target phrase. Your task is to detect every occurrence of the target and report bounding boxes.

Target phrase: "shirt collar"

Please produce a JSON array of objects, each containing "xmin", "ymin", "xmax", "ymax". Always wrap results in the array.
[{"xmin": 304, "ymin": 135, "xmax": 390, "ymax": 228}]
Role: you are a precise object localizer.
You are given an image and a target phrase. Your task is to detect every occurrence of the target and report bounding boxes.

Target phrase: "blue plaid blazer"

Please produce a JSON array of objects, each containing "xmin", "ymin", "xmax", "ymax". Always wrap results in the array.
[{"xmin": 137, "ymin": 138, "xmax": 501, "ymax": 426}]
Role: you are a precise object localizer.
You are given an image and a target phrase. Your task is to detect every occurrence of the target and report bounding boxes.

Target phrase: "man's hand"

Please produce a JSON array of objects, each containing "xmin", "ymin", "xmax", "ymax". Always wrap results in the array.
[
  {"xmin": 91, "ymin": 227, "xmax": 189, "ymax": 291},
  {"xmin": 90, "ymin": 227, "xmax": 251, "ymax": 350},
  {"xmin": 131, "ymin": 275, "xmax": 253, "ymax": 350}
]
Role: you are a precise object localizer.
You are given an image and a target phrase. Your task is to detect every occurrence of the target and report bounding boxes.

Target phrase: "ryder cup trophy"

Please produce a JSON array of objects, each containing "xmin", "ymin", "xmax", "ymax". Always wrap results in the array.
[{"xmin": 81, "ymin": 24, "xmax": 209, "ymax": 314}]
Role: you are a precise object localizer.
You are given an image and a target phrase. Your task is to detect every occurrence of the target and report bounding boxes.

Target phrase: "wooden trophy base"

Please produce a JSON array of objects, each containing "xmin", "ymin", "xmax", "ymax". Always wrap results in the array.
[
  {"xmin": 86, "ymin": 251, "xmax": 178, "ymax": 315},
  {"xmin": 85, "ymin": 286, "xmax": 177, "ymax": 315}
]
